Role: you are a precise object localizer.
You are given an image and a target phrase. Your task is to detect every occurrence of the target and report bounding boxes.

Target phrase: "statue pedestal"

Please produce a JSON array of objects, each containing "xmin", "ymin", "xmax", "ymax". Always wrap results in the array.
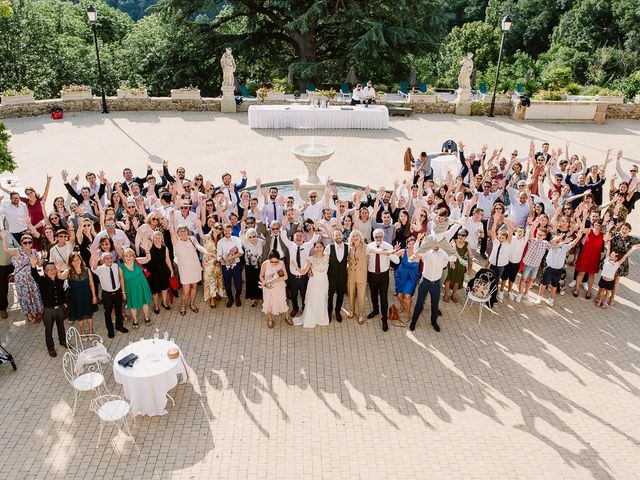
[
  {"xmin": 221, "ymin": 86, "xmax": 236, "ymax": 113},
  {"xmin": 455, "ymin": 88, "xmax": 472, "ymax": 116}
]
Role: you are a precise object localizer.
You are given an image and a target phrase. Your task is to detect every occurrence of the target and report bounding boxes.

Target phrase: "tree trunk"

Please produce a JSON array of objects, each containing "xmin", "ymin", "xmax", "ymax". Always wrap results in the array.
[{"xmin": 291, "ymin": 29, "xmax": 317, "ymax": 90}]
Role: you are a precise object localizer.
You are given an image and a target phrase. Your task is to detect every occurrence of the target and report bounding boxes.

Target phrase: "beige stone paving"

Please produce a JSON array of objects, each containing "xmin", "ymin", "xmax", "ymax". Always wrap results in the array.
[{"xmin": 0, "ymin": 112, "xmax": 640, "ymax": 479}]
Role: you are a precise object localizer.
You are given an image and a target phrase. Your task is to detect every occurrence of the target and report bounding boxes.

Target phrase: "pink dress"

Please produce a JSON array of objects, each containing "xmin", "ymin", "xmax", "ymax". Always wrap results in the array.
[{"xmin": 261, "ymin": 261, "xmax": 288, "ymax": 315}]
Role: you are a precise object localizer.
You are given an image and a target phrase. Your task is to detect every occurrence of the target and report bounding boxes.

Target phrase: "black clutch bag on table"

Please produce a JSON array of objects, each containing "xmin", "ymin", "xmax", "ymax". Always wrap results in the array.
[{"xmin": 118, "ymin": 353, "xmax": 139, "ymax": 368}]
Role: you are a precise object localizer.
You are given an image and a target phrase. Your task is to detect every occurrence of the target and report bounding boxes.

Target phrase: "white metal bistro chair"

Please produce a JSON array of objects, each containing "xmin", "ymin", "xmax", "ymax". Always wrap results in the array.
[
  {"xmin": 460, "ymin": 286, "xmax": 499, "ymax": 325},
  {"xmin": 66, "ymin": 326, "xmax": 104, "ymax": 357},
  {"xmin": 62, "ymin": 351, "xmax": 107, "ymax": 416},
  {"xmin": 90, "ymin": 394, "xmax": 137, "ymax": 450}
]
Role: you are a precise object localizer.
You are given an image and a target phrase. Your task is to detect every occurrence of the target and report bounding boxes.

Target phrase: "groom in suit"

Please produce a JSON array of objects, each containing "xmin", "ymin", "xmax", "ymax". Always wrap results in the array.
[{"xmin": 325, "ymin": 230, "xmax": 348, "ymax": 322}]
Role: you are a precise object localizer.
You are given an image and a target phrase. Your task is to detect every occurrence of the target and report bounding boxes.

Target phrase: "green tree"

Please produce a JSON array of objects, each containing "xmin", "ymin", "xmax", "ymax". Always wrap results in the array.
[
  {"xmin": 158, "ymin": 0, "xmax": 450, "ymax": 87},
  {"xmin": 436, "ymin": 21, "xmax": 501, "ymax": 88},
  {"xmin": 0, "ymin": 122, "xmax": 17, "ymax": 174}
]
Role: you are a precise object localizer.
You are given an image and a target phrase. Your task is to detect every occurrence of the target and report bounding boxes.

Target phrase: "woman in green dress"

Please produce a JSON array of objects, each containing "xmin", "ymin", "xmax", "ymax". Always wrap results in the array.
[
  {"xmin": 64, "ymin": 252, "xmax": 97, "ymax": 334},
  {"xmin": 443, "ymin": 229, "xmax": 473, "ymax": 303},
  {"xmin": 119, "ymin": 243, "xmax": 153, "ymax": 329}
]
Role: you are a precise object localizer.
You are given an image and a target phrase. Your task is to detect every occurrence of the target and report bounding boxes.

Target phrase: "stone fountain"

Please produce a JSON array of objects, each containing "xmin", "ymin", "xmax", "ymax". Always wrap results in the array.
[{"xmin": 291, "ymin": 143, "xmax": 335, "ymax": 196}]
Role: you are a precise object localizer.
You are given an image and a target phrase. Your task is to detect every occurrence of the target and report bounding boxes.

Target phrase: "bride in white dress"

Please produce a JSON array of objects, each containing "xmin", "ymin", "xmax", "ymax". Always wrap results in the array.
[{"xmin": 293, "ymin": 242, "xmax": 329, "ymax": 328}]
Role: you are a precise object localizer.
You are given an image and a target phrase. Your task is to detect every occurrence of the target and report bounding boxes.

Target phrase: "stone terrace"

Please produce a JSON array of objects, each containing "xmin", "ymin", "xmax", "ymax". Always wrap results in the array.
[{"xmin": 1, "ymin": 112, "xmax": 640, "ymax": 480}]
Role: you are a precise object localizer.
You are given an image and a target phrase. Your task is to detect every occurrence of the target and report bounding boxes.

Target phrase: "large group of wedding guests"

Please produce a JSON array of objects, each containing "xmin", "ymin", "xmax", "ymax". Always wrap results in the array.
[{"xmin": 0, "ymin": 140, "xmax": 638, "ymax": 357}]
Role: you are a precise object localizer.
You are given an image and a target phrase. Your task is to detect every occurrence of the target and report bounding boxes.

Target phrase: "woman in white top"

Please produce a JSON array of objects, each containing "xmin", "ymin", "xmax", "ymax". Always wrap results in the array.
[
  {"xmin": 169, "ymin": 210, "xmax": 210, "ymax": 315},
  {"xmin": 293, "ymin": 242, "xmax": 330, "ymax": 328}
]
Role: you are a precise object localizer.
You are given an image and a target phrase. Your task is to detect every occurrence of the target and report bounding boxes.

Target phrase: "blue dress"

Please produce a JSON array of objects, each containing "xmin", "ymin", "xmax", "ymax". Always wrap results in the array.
[{"xmin": 394, "ymin": 250, "xmax": 420, "ymax": 295}]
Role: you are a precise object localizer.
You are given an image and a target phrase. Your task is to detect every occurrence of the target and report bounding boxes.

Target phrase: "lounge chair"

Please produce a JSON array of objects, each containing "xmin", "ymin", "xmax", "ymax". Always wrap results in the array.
[
  {"xmin": 239, "ymin": 85, "xmax": 255, "ymax": 99},
  {"xmin": 418, "ymin": 82, "xmax": 428, "ymax": 93},
  {"xmin": 479, "ymin": 82, "xmax": 488, "ymax": 95},
  {"xmin": 339, "ymin": 83, "xmax": 350, "ymax": 99},
  {"xmin": 397, "ymin": 80, "xmax": 409, "ymax": 98},
  {"xmin": 306, "ymin": 82, "xmax": 317, "ymax": 94}
]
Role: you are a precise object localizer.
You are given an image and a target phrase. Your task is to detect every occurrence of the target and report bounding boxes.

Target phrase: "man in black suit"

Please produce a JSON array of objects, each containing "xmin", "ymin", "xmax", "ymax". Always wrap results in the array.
[{"xmin": 325, "ymin": 230, "xmax": 348, "ymax": 322}]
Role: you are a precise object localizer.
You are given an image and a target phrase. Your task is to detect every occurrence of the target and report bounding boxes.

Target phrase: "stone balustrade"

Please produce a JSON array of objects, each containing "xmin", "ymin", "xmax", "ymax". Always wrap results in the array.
[{"xmin": 0, "ymin": 95, "xmax": 637, "ymax": 121}]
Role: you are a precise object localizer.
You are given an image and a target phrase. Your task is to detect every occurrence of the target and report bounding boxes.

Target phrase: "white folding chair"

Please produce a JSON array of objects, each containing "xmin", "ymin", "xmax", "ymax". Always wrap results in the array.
[
  {"xmin": 90, "ymin": 394, "xmax": 137, "ymax": 450},
  {"xmin": 62, "ymin": 351, "xmax": 107, "ymax": 416},
  {"xmin": 66, "ymin": 326, "xmax": 104, "ymax": 358},
  {"xmin": 460, "ymin": 286, "xmax": 499, "ymax": 325}
]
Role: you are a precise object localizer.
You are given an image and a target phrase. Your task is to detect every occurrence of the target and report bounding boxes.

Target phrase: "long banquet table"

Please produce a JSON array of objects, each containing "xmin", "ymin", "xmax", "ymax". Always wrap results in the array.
[{"xmin": 248, "ymin": 104, "xmax": 389, "ymax": 129}]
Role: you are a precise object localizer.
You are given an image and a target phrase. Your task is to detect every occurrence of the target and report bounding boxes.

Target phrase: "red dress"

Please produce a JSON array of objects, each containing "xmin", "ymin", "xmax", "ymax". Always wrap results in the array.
[{"xmin": 575, "ymin": 229, "xmax": 604, "ymax": 274}]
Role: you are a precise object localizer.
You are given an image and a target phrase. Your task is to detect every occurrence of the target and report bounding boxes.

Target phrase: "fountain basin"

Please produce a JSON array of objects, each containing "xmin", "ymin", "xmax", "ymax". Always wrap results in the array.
[{"xmin": 291, "ymin": 144, "xmax": 335, "ymax": 185}]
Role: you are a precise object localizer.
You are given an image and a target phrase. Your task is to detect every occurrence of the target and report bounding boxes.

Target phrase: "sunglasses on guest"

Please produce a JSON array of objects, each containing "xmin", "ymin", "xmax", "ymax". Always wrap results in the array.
[{"xmin": 22, "ymin": 240, "xmax": 33, "ymax": 245}]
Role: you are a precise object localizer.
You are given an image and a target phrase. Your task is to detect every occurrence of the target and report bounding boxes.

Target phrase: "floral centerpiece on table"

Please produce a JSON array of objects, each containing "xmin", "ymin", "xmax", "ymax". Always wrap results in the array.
[
  {"xmin": 256, "ymin": 87, "xmax": 269, "ymax": 101},
  {"xmin": 317, "ymin": 88, "xmax": 336, "ymax": 100}
]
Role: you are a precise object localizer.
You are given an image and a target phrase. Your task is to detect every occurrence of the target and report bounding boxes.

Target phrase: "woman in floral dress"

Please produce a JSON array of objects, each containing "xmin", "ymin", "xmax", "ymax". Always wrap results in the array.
[
  {"xmin": 1, "ymin": 232, "xmax": 43, "ymax": 322},
  {"xmin": 608, "ymin": 222, "xmax": 639, "ymax": 306},
  {"xmin": 200, "ymin": 221, "xmax": 225, "ymax": 308},
  {"xmin": 242, "ymin": 227, "xmax": 264, "ymax": 307}
]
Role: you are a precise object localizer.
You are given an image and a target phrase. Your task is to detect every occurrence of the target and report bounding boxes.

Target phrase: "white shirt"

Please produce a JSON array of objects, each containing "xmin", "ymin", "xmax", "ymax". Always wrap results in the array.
[
  {"xmin": 601, "ymin": 258, "xmax": 620, "ymax": 279},
  {"xmin": 324, "ymin": 242, "xmax": 345, "ymax": 262},
  {"xmin": 91, "ymin": 263, "xmax": 121, "ymax": 292},
  {"xmin": 280, "ymin": 231, "xmax": 317, "ymax": 273},
  {"xmin": 303, "ymin": 201, "xmax": 325, "ymax": 222},
  {"xmin": 0, "ymin": 202, "xmax": 28, "ymax": 233},
  {"xmin": 508, "ymin": 235, "xmax": 528, "ymax": 263},
  {"xmin": 217, "ymin": 235, "xmax": 244, "ymax": 267},
  {"xmin": 92, "ymin": 229, "xmax": 131, "ymax": 249},
  {"xmin": 366, "ymin": 241, "xmax": 398, "ymax": 273},
  {"xmin": 49, "ymin": 243, "xmax": 74, "ymax": 264},
  {"xmin": 475, "ymin": 191, "xmax": 503, "ymax": 220},
  {"xmin": 508, "ymin": 200, "xmax": 531, "ymax": 227},
  {"xmin": 411, "ymin": 248, "xmax": 455, "ymax": 281},
  {"xmin": 462, "ymin": 217, "xmax": 483, "ymax": 250},
  {"xmin": 362, "ymin": 86, "xmax": 376, "ymax": 99},
  {"xmin": 545, "ymin": 243, "xmax": 571, "ymax": 269},
  {"xmin": 351, "ymin": 88, "xmax": 363, "ymax": 101},
  {"xmin": 174, "ymin": 209, "xmax": 198, "ymax": 233},
  {"xmin": 489, "ymin": 240, "xmax": 510, "ymax": 267}
]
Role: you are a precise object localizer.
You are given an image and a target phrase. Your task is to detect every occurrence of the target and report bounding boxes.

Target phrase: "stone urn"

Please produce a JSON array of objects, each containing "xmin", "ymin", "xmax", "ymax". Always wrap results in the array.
[{"xmin": 291, "ymin": 144, "xmax": 335, "ymax": 196}]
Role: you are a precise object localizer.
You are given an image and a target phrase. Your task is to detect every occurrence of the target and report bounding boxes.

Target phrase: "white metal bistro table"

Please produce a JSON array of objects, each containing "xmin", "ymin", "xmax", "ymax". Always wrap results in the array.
[
  {"xmin": 113, "ymin": 339, "xmax": 188, "ymax": 417},
  {"xmin": 248, "ymin": 104, "xmax": 389, "ymax": 129}
]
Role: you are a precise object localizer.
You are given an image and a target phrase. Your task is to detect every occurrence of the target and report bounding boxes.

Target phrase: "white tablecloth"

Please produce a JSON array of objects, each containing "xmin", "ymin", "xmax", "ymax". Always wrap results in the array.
[
  {"xmin": 113, "ymin": 339, "xmax": 188, "ymax": 417},
  {"xmin": 248, "ymin": 104, "xmax": 389, "ymax": 129}
]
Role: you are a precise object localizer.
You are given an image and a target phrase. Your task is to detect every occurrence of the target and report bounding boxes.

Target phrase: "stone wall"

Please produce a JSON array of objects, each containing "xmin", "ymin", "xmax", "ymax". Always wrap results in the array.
[
  {"xmin": 606, "ymin": 103, "xmax": 640, "ymax": 120},
  {"xmin": 1, "ymin": 95, "xmax": 638, "ymax": 120}
]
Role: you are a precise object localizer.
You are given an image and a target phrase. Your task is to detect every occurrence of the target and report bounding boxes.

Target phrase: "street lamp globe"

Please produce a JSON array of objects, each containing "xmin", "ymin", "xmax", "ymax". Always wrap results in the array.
[
  {"xmin": 501, "ymin": 15, "xmax": 512, "ymax": 32},
  {"xmin": 86, "ymin": 5, "xmax": 97, "ymax": 23}
]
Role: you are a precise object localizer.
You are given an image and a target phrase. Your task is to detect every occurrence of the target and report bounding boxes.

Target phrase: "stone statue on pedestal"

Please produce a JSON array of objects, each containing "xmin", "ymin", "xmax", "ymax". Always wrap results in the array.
[
  {"xmin": 457, "ymin": 52, "xmax": 474, "ymax": 92},
  {"xmin": 220, "ymin": 47, "xmax": 236, "ymax": 87}
]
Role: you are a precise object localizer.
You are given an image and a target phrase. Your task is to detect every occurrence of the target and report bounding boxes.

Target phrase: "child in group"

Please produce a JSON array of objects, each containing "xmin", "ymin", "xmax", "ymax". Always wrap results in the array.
[
  {"xmin": 499, "ymin": 225, "xmax": 527, "ymax": 301},
  {"xmin": 538, "ymin": 232, "xmax": 583, "ymax": 306},
  {"xmin": 594, "ymin": 242, "xmax": 640, "ymax": 308},
  {"xmin": 517, "ymin": 218, "xmax": 550, "ymax": 303}
]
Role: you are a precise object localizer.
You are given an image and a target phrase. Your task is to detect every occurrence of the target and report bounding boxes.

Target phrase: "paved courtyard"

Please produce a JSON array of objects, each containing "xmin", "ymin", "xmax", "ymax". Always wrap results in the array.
[{"xmin": 1, "ymin": 112, "xmax": 640, "ymax": 479}]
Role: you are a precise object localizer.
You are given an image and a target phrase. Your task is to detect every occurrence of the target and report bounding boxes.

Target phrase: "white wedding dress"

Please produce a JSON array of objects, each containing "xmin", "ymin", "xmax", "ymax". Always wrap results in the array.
[{"xmin": 295, "ymin": 255, "xmax": 330, "ymax": 328}]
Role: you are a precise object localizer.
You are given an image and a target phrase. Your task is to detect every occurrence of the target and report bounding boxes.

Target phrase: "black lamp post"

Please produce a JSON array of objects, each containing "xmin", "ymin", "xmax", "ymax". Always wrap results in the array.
[
  {"xmin": 87, "ymin": 5, "xmax": 109, "ymax": 114},
  {"xmin": 488, "ymin": 15, "xmax": 512, "ymax": 118}
]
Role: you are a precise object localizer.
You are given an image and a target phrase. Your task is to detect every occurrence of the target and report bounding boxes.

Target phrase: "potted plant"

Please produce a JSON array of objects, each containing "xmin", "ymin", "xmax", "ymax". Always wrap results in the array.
[
  {"xmin": 117, "ymin": 81, "xmax": 148, "ymax": 99},
  {"xmin": 266, "ymin": 85, "xmax": 286, "ymax": 100},
  {"xmin": 61, "ymin": 84, "xmax": 92, "ymax": 100},
  {"xmin": 293, "ymin": 90, "xmax": 301, "ymax": 99},
  {"xmin": 408, "ymin": 87, "xmax": 437, "ymax": 103},
  {"xmin": 595, "ymin": 87, "xmax": 624, "ymax": 104},
  {"xmin": 170, "ymin": 85, "xmax": 201, "ymax": 100},
  {"xmin": 1, "ymin": 86, "xmax": 35, "ymax": 106},
  {"xmin": 256, "ymin": 87, "xmax": 269, "ymax": 102}
]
